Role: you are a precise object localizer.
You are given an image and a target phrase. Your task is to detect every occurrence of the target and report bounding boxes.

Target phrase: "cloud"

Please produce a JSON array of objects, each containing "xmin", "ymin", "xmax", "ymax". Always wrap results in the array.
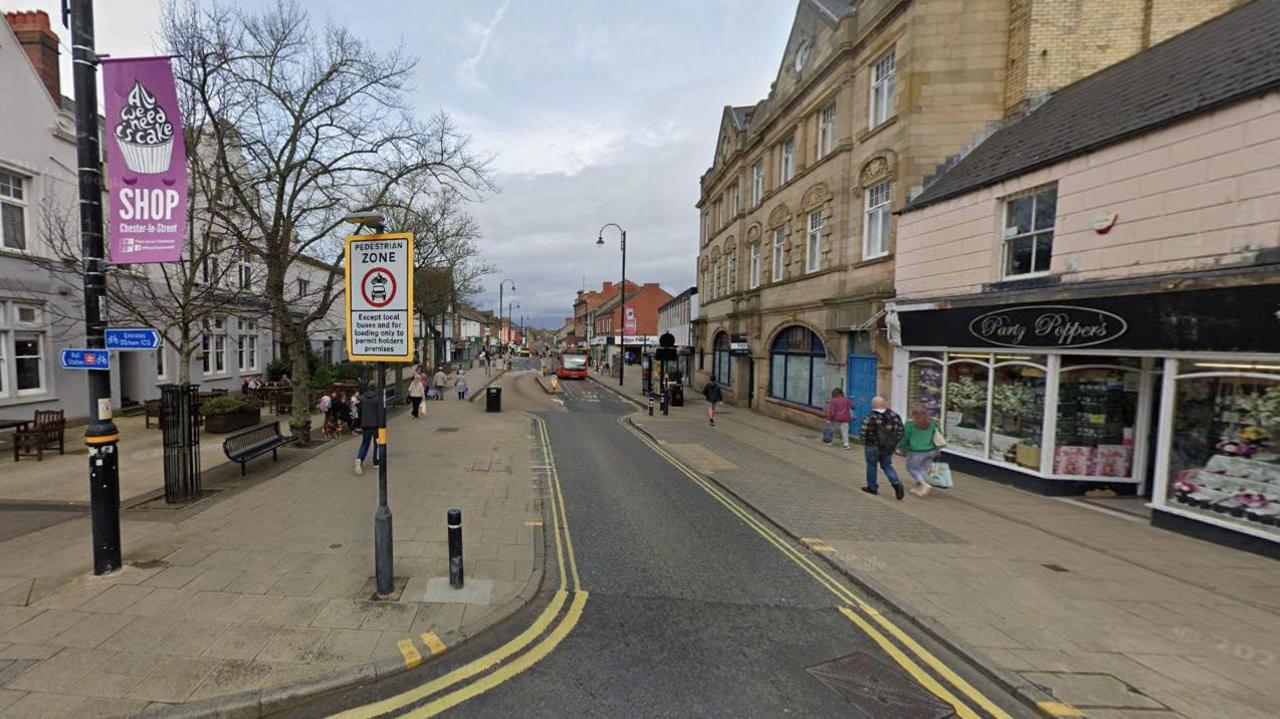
[{"xmin": 455, "ymin": 0, "xmax": 512, "ymax": 91}]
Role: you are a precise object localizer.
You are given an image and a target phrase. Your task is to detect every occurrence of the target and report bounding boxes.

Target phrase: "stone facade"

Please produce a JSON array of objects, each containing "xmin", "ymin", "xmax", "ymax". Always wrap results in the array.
[
  {"xmin": 1004, "ymin": 0, "xmax": 1249, "ymax": 114},
  {"xmin": 694, "ymin": 0, "xmax": 1248, "ymax": 431}
]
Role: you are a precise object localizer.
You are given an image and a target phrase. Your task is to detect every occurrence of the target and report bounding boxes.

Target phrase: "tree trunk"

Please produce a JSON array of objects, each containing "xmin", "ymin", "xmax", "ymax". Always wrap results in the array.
[
  {"xmin": 288, "ymin": 328, "xmax": 312, "ymax": 443},
  {"xmin": 177, "ymin": 333, "xmax": 192, "ymax": 385}
]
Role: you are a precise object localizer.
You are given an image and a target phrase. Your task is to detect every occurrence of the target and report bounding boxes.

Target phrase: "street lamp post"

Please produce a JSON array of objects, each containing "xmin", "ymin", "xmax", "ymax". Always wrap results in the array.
[
  {"xmin": 597, "ymin": 224, "xmax": 626, "ymax": 387},
  {"xmin": 70, "ymin": 0, "xmax": 121, "ymax": 575},
  {"xmin": 344, "ymin": 211, "xmax": 395, "ymax": 598},
  {"xmin": 498, "ymin": 278, "xmax": 516, "ymax": 357},
  {"xmin": 508, "ymin": 302, "xmax": 520, "ymax": 351}
]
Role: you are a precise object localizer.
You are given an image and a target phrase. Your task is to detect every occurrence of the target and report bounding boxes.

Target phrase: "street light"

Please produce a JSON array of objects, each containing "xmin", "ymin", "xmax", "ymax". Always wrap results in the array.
[
  {"xmin": 498, "ymin": 278, "xmax": 516, "ymax": 356},
  {"xmin": 597, "ymin": 223, "xmax": 626, "ymax": 387},
  {"xmin": 508, "ymin": 301, "xmax": 520, "ymax": 349},
  {"xmin": 344, "ymin": 210, "xmax": 395, "ymax": 598}
]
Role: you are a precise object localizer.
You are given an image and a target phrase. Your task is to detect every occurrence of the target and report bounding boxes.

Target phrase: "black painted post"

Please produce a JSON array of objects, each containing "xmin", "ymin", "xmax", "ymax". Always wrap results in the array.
[
  {"xmin": 374, "ymin": 363, "xmax": 394, "ymax": 596},
  {"xmin": 448, "ymin": 508, "xmax": 464, "ymax": 588}
]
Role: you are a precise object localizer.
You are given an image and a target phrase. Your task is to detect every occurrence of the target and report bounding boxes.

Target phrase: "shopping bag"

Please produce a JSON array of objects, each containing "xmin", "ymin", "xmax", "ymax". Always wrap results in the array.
[
  {"xmin": 932, "ymin": 423, "xmax": 947, "ymax": 448},
  {"xmin": 926, "ymin": 462, "xmax": 954, "ymax": 489},
  {"xmin": 822, "ymin": 424, "xmax": 834, "ymax": 444}
]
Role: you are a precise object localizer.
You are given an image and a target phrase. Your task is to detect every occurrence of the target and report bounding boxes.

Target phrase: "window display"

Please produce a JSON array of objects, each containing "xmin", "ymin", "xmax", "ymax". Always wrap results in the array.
[
  {"xmin": 907, "ymin": 354, "xmax": 942, "ymax": 420},
  {"xmin": 1055, "ymin": 360, "xmax": 1140, "ymax": 478},
  {"xmin": 945, "ymin": 359, "xmax": 989, "ymax": 455},
  {"xmin": 990, "ymin": 359, "xmax": 1047, "ymax": 469},
  {"xmin": 1168, "ymin": 369, "xmax": 1280, "ymax": 534}
]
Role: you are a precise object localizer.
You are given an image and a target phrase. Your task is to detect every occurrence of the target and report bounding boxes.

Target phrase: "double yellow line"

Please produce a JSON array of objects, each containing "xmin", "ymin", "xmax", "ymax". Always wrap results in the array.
[
  {"xmin": 618, "ymin": 415, "xmax": 1014, "ymax": 719},
  {"xmin": 334, "ymin": 415, "xmax": 585, "ymax": 719}
]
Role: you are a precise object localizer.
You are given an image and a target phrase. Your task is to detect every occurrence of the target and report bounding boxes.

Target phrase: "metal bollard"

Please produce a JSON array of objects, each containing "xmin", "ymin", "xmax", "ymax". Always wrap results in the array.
[
  {"xmin": 647, "ymin": 394, "xmax": 654, "ymax": 416},
  {"xmin": 661, "ymin": 391, "xmax": 669, "ymax": 416},
  {"xmin": 447, "ymin": 508, "xmax": 464, "ymax": 588}
]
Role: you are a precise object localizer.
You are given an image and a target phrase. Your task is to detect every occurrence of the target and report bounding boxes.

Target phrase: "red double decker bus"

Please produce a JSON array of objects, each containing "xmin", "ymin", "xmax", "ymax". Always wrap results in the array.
[{"xmin": 557, "ymin": 352, "xmax": 589, "ymax": 380}]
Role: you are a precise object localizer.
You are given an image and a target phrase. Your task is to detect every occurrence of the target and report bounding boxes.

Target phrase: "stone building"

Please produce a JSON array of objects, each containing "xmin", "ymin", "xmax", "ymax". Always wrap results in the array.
[
  {"xmin": 890, "ymin": 0, "xmax": 1280, "ymax": 553},
  {"xmin": 693, "ymin": 0, "xmax": 1249, "ymax": 430}
]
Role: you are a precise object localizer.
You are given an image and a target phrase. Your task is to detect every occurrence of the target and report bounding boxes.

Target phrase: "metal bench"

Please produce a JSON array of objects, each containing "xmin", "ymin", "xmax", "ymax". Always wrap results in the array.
[{"xmin": 222, "ymin": 422, "xmax": 296, "ymax": 475}]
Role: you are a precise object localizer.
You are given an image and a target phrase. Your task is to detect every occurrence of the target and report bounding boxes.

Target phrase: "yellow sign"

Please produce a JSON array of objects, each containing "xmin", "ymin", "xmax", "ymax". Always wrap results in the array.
[{"xmin": 344, "ymin": 232, "xmax": 415, "ymax": 363}]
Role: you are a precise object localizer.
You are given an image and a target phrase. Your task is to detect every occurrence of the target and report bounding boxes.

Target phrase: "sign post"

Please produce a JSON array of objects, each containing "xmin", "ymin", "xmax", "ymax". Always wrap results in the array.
[
  {"xmin": 345, "ymin": 231, "xmax": 414, "ymax": 598},
  {"xmin": 105, "ymin": 328, "xmax": 161, "ymax": 351}
]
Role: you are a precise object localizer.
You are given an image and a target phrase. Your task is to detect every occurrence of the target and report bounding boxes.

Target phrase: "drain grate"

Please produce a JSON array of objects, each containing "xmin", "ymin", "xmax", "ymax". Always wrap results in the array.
[
  {"xmin": 808, "ymin": 652, "xmax": 955, "ymax": 719},
  {"xmin": 436, "ymin": 427, "xmax": 460, "ymax": 433}
]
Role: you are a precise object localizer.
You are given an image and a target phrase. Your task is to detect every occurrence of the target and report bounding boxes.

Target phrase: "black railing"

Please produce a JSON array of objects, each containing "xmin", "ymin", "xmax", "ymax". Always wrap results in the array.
[{"xmin": 160, "ymin": 384, "xmax": 202, "ymax": 503}]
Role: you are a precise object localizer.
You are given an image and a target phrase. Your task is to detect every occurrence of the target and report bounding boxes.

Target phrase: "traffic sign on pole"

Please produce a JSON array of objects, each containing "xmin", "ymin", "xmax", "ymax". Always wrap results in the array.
[
  {"xmin": 104, "ymin": 328, "xmax": 161, "ymax": 351},
  {"xmin": 345, "ymin": 232, "xmax": 414, "ymax": 363},
  {"xmin": 61, "ymin": 349, "xmax": 111, "ymax": 370}
]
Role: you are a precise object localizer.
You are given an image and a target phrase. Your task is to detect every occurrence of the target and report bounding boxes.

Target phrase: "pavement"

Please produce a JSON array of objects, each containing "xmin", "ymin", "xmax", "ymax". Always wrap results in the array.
[
  {"xmin": 596, "ymin": 372, "xmax": 1280, "ymax": 719},
  {"xmin": 0, "ymin": 369, "xmax": 543, "ymax": 718}
]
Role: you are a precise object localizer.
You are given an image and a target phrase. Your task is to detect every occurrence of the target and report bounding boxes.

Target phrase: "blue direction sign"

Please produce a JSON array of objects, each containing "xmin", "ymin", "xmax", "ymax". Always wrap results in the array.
[
  {"xmin": 61, "ymin": 349, "xmax": 111, "ymax": 371},
  {"xmin": 105, "ymin": 328, "xmax": 162, "ymax": 351}
]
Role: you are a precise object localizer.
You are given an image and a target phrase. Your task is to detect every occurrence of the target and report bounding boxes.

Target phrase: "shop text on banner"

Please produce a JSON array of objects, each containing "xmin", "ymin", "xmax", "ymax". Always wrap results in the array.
[
  {"xmin": 103, "ymin": 57, "xmax": 188, "ymax": 264},
  {"xmin": 345, "ymin": 233, "xmax": 415, "ymax": 363}
]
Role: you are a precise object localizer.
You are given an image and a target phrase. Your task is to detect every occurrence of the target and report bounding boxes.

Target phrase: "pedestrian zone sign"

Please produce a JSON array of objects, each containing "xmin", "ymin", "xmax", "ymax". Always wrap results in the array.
[{"xmin": 345, "ymin": 232, "xmax": 414, "ymax": 362}]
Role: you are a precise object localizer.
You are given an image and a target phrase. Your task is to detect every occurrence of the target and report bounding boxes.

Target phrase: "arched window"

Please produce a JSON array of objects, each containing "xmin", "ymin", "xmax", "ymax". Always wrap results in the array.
[
  {"xmin": 713, "ymin": 332, "xmax": 732, "ymax": 387},
  {"xmin": 769, "ymin": 326, "xmax": 826, "ymax": 408}
]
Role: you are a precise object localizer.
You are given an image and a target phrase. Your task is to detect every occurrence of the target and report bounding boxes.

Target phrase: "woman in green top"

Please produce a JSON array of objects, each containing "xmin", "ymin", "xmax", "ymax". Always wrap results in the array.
[{"xmin": 899, "ymin": 403, "xmax": 941, "ymax": 497}]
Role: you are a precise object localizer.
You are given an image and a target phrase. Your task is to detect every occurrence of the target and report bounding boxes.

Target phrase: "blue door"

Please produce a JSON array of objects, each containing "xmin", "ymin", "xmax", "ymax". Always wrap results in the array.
[{"xmin": 846, "ymin": 354, "xmax": 878, "ymax": 435}]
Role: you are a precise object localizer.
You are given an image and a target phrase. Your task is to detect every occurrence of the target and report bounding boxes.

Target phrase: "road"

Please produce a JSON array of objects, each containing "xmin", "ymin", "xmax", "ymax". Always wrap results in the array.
[{"xmin": 282, "ymin": 366, "xmax": 1030, "ymax": 718}]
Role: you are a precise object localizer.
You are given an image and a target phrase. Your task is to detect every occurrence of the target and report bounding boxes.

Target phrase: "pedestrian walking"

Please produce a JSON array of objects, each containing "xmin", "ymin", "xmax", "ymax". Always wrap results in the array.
[
  {"xmin": 407, "ymin": 369, "xmax": 425, "ymax": 418},
  {"xmin": 859, "ymin": 396, "xmax": 905, "ymax": 500},
  {"xmin": 348, "ymin": 392, "xmax": 361, "ymax": 433},
  {"xmin": 456, "ymin": 369, "xmax": 468, "ymax": 400},
  {"xmin": 824, "ymin": 388, "xmax": 854, "ymax": 449},
  {"xmin": 318, "ymin": 392, "xmax": 335, "ymax": 439},
  {"xmin": 900, "ymin": 403, "xmax": 943, "ymax": 497},
  {"xmin": 703, "ymin": 376, "xmax": 723, "ymax": 426},
  {"xmin": 354, "ymin": 383, "xmax": 384, "ymax": 476},
  {"xmin": 432, "ymin": 366, "xmax": 448, "ymax": 400},
  {"xmin": 481, "ymin": 350, "xmax": 490, "ymax": 376}
]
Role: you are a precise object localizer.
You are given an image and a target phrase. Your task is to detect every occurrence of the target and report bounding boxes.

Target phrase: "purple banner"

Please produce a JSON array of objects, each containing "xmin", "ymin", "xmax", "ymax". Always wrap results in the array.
[{"xmin": 103, "ymin": 57, "xmax": 187, "ymax": 264}]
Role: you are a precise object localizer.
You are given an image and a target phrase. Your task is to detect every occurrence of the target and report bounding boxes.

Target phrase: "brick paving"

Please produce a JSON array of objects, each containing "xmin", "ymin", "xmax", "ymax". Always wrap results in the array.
[
  {"xmin": 607, "ymin": 375, "xmax": 1280, "ymax": 719},
  {"xmin": 0, "ymin": 383, "xmax": 540, "ymax": 717}
]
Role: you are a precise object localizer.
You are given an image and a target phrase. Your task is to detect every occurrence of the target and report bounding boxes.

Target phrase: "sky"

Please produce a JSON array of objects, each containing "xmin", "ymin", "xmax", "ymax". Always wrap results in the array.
[{"xmin": 14, "ymin": 0, "xmax": 797, "ymax": 328}]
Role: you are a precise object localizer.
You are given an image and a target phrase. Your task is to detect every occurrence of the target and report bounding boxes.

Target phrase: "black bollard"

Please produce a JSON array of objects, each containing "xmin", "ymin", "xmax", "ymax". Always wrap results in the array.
[
  {"xmin": 647, "ymin": 394, "xmax": 654, "ymax": 416},
  {"xmin": 448, "ymin": 508, "xmax": 464, "ymax": 588},
  {"xmin": 661, "ymin": 390, "xmax": 669, "ymax": 416}
]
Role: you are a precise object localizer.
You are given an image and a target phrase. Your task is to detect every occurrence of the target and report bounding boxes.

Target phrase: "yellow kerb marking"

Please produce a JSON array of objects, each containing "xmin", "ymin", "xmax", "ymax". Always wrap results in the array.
[
  {"xmin": 524, "ymin": 520, "xmax": 543, "ymax": 526},
  {"xmin": 397, "ymin": 638, "xmax": 422, "ymax": 668},
  {"xmin": 421, "ymin": 632, "xmax": 447, "ymax": 656},
  {"xmin": 1036, "ymin": 701, "xmax": 1084, "ymax": 717},
  {"xmin": 811, "ymin": 544, "xmax": 836, "ymax": 554},
  {"xmin": 799, "ymin": 537, "xmax": 823, "ymax": 544}
]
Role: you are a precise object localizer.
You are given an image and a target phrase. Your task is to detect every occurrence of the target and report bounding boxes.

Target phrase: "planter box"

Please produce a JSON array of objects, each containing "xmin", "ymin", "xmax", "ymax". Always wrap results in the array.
[{"xmin": 204, "ymin": 409, "xmax": 261, "ymax": 434}]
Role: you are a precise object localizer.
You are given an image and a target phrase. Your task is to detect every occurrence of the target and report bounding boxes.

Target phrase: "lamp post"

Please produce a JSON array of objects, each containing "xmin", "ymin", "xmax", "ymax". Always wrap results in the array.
[
  {"xmin": 508, "ymin": 302, "xmax": 520, "ymax": 351},
  {"xmin": 69, "ymin": 0, "xmax": 120, "ymax": 575},
  {"xmin": 344, "ymin": 211, "xmax": 395, "ymax": 598},
  {"xmin": 498, "ymin": 278, "xmax": 516, "ymax": 357},
  {"xmin": 597, "ymin": 224, "xmax": 626, "ymax": 387}
]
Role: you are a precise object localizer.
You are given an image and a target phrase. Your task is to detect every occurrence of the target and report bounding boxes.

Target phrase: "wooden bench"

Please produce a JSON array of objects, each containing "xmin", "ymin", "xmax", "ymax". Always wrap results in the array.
[
  {"xmin": 144, "ymin": 399, "xmax": 162, "ymax": 429},
  {"xmin": 13, "ymin": 410, "xmax": 66, "ymax": 462},
  {"xmin": 222, "ymin": 422, "xmax": 296, "ymax": 475}
]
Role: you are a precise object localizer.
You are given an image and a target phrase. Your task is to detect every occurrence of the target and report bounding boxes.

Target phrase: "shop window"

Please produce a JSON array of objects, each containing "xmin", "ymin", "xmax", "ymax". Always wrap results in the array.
[
  {"xmin": 944, "ymin": 358, "xmax": 989, "ymax": 455},
  {"xmin": 907, "ymin": 353, "xmax": 943, "ymax": 420},
  {"xmin": 990, "ymin": 358, "xmax": 1047, "ymax": 469},
  {"xmin": 1167, "ymin": 364, "xmax": 1280, "ymax": 535},
  {"xmin": 1002, "ymin": 185, "xmax": 1056, "ymax": 278},
  {"xmin": 713, "ymin": 332, "xmax": 732, "ymax": 387},
  {"xmin": 1055, "ymin": 359, "xmax": 1140, "ymax": 477},
  {"xmin": 769, "ymin": 326, "xmax": 826, "ymax": 409}
]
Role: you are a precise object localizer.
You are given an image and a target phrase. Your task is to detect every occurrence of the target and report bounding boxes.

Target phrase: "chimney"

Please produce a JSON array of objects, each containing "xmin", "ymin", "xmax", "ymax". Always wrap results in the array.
[
  {"xmin": 5, "ymin": 10, "xmax": 60, "ymax": 103},
  {"xmin": 602, "ymin": 282, "xmax": 614, "ymax": 294}
]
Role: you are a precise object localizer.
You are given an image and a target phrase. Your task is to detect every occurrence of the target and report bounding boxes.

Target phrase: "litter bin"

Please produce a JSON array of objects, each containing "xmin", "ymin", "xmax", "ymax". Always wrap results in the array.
[
  {"xmin": 669, "ymin": 383, "xmax": 684, "ymax": 407},
  {"xmin": 486, "ymin": 386, "xmax": 502, "ymax": 412}
]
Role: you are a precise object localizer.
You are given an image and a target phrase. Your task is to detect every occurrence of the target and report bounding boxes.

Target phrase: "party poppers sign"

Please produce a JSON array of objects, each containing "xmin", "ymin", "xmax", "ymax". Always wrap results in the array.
[{"xmin": 103, "ymin": 57, "xmax": 187, "ymax": 264}]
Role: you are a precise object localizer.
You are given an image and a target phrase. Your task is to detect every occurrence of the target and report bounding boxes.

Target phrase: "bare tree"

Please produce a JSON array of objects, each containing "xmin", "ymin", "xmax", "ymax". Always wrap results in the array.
[{"xmin": 163, "ymin": 0, "xmax": 492, "ymax": 441}]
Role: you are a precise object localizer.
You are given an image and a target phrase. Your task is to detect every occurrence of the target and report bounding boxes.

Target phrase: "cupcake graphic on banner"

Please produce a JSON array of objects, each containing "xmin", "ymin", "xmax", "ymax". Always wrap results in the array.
[{"xmin": 114, "ymin": 81, "xmax": 175, "ymax": 174}]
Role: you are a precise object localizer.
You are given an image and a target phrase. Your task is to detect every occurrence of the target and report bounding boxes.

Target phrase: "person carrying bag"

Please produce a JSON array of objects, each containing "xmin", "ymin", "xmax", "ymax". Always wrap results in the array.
[{"xmin": 899, "ymin": 403, "xmax": 951, "ymax": 496}]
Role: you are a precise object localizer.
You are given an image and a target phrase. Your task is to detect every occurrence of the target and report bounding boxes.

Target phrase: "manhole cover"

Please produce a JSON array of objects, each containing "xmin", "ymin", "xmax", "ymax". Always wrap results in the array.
[
  {"xmin": 436, "ymin": 427, "xmax": 460, "ymax": 433},
  {"xmin": 808, "ymin": 652, "xmax": 955, "ymax": 719}
]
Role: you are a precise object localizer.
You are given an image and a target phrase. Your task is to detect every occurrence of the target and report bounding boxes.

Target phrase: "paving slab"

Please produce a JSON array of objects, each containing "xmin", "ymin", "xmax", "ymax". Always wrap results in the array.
[{"xmin": 0, "ymin": 380, "xmax": 540, "ymax": 713}]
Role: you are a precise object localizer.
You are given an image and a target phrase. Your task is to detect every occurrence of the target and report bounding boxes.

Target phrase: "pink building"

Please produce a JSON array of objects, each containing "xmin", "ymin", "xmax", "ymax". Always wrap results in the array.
[{"xmin": 888, "ymin": 1, "xmax": 1280, "ymax": 555}]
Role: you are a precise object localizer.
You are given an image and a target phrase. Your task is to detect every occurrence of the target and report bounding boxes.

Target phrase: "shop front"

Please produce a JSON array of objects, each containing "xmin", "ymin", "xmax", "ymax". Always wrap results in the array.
[{"xmin": 891, "ymin": 282, "xmax": 1280, "ymax": 555}]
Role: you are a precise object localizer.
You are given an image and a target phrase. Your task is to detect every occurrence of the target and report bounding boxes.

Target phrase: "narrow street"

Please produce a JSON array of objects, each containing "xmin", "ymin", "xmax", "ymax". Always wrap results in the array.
[{"xmin": 282, "ymin": 369, "xmax": 1027, "ymax": 718}]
